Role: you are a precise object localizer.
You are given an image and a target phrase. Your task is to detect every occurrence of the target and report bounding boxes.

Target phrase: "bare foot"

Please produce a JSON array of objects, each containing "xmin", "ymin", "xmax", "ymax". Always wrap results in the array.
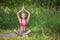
[
  {"xmin": 14, "ymin": 29, "xmax": 16, "ymax": 32},
  {"xmin": 13, "ymin": 29, "xmax": 22, "ymax": 36}
]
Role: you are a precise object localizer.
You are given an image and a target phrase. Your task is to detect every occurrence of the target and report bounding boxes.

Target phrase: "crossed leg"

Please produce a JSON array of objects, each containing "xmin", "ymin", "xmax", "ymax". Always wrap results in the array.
[
  {"xmin": 23, "ymin": 27, "xmax": 31, "ymax": 36},
  {"xmin": 24, "ymin": 30, "xmax": 31, "ymax": 35},
  {"xmin": 14, "ymin": 29, "xmax": 22, "ymax": 36},
  {"xmin": 14, "ymin": 29, "xmax": 31, "ymax": 36}
]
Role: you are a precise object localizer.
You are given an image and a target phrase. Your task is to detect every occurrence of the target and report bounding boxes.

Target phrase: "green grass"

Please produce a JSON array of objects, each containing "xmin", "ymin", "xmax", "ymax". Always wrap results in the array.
[
  {"xmin": 0, "ymin": 29, "xmax": 60, "ymax": 40},
  {"xmin": 0, "ymin": 5, "xmax": 60, "ymax": 40}
]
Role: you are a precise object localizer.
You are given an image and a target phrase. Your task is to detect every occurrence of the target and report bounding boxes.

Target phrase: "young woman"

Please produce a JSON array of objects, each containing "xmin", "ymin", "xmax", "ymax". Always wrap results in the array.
[{"xmin": 14, "ymin": 6, "xmax": 31, "ymax": 37}]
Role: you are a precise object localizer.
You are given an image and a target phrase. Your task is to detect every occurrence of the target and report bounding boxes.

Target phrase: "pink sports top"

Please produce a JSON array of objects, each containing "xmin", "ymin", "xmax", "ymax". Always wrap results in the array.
[{"xmin": 20, "ymin": 20, "xmax": 28, "ymax": 27}]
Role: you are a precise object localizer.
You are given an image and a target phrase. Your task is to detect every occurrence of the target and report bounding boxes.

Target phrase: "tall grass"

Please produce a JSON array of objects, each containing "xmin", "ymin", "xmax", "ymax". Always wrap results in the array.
[{"xmin": 0, "ymin": 5, "xmax": 60, "ymax": 40}]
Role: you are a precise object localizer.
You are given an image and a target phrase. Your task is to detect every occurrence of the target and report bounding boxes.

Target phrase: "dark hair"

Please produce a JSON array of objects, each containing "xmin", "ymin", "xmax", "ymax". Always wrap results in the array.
[{"xmin": 20, "ymin": 12, "xmax": 28, "ymax": 19}]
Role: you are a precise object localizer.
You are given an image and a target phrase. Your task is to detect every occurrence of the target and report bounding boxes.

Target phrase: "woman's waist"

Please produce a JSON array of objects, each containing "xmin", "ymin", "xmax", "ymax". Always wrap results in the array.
[{"xmin": 20, "ymin": 26, "xmax": 28, "ymax": 27}]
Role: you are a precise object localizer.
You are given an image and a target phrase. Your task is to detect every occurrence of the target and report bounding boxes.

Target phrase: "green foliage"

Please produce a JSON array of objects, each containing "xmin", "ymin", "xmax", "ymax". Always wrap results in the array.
[
  {"xmin": 0, "ymin": 5, "xmax": 60, "ymax": 33},
  {"xmin": 0, "ymin": 0, "xmax": 60, "ymax": 40},
  {"xmin": 0, "ymin": 0, "xmax": 60, "ymax": 7}
]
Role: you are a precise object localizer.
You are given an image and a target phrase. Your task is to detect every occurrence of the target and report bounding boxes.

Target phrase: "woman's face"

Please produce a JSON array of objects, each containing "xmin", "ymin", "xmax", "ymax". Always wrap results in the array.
[{"xmin": 21, "ymin": 13, "xmax": 26, "ymax": 19}]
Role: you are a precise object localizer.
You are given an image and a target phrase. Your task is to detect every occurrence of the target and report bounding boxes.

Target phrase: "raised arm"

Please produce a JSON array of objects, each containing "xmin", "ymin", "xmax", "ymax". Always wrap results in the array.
[
  {"xmin": 17, "ymin": 7, "xmax": 24, "ymax": 22},
  {"xmin": 24, "ymin": 9, "xmax": 30, "ymax": 22}
]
